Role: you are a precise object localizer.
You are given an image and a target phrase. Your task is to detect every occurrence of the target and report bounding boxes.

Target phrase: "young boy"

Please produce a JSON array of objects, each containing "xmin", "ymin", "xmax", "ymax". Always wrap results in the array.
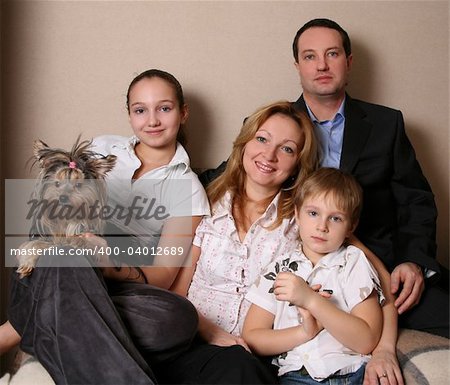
[{"xmin": 243, "ymin": 167, "xmax": 385, "ymax": 384}]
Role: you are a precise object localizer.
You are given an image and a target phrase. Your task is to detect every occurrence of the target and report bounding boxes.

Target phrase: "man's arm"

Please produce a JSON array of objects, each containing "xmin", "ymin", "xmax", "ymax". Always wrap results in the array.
[
  {"xmin": 391, "ymin": 110, "xmax": 439, "ymax": 273},
  {"xmin": 388, "ymin": 110, "xmax": 439, "ymax": 312}
]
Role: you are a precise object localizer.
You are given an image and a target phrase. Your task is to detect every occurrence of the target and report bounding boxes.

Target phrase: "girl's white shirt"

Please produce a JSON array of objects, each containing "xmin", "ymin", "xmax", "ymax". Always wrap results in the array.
[{"xmin": 91, "ymin": 135, "xmax": 210, "ymax": 244}]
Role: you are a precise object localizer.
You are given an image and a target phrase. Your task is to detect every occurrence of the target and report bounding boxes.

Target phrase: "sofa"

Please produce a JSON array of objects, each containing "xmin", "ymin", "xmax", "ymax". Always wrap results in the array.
[{"xmin": 0, "ymin": 329, "xmax": 448, "ymax": 385}]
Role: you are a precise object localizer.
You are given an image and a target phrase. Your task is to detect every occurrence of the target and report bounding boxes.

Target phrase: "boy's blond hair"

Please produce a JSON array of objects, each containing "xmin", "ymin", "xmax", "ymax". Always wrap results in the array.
[{"xmin": 293, "ymin": 167, "xmax": 363, "ymax": 229}]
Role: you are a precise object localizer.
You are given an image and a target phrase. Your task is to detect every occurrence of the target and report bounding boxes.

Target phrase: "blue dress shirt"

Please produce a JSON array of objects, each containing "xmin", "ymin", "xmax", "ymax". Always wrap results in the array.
[{"xmin": 305, "ymin": 99, "xmax": 346, "ymax": 169}]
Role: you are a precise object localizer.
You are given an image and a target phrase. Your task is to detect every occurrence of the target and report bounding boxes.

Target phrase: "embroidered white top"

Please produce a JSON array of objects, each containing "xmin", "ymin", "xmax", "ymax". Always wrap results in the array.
[
  {"xmin": 246, "ymin": 244, "xmax": 385, "ymax": 380},
  {"xmin": 188, "ymin": 191, "xmax": 298, "ymax": 335}
]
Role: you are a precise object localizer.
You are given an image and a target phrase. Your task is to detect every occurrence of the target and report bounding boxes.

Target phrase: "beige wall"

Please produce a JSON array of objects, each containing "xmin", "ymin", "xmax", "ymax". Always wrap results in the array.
[{"xmin": 2, "ymin": 0, "xmax": 448, "ymax": 270}]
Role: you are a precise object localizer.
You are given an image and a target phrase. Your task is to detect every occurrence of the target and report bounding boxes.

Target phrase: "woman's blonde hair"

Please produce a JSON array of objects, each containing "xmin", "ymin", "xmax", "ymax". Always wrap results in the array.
[{"xmin": 207, "ymin": 101, "xmax": 319, "ymax": 229}]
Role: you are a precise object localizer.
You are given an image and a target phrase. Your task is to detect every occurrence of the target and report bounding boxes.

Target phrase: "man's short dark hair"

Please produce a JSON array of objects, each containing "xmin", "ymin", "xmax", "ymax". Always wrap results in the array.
[{"xmin": 292, "ymin": 18, "xmax": 352, "ymax": 62}]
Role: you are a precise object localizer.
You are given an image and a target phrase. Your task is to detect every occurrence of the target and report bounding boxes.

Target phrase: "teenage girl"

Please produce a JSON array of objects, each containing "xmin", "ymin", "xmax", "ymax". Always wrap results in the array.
[{"xmin": 3, "ymin": 69, "xmax": 209, "ymax": 385}]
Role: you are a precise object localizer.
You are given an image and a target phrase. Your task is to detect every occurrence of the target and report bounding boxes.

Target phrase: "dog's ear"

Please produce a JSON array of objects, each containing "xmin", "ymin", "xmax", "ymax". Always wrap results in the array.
[
  {"xmin": 34, "ymin": 140, "xmax": 49, "ymax": 157},
  {"xmin": 86, "ymin": 154, "xmax": 117, "ymax": 178},
  {"xmin": 33, "ymin": 140, "xmax": 50, "ymax": 165}
]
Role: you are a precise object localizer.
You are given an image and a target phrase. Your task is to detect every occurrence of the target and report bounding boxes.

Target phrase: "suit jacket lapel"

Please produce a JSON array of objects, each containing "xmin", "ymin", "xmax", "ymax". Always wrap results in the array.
[
  {"xmin": 294, "ymin": 94, "xmax": 372, "ymax": 172},
  {"xmin": 293, "ymin": 95, "xmax": 307, "ymax": 112},
  {"xmin": 340, "ymin": 96, "xmax": 372, "ymax": 173}
]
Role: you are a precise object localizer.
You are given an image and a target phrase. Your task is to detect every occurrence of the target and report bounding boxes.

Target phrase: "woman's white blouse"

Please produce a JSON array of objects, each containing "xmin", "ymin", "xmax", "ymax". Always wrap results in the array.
[{"xmin": 188, "ymin": 191, "xmax": 298, "ymax": 335}]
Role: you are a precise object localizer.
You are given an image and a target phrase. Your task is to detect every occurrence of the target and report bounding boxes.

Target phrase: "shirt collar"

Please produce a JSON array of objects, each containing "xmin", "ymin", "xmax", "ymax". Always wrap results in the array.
[
  {"xmin": 169, "ymin": 143, "xmax": 191, "ymax": 174},
  {"xmin": 298, "ymin": 243, "xmax": 347, "ymax": 267},
  {"xmin": 305, "ymin": 97, "xmax": 346, "ymax": 124},
  {"xmin": 212, "ymin": 191, "xmax": 281, "ymax": 225},
  {"xmin": 113, "ymin": 136, "xmax": 190, "ymax": 174}
]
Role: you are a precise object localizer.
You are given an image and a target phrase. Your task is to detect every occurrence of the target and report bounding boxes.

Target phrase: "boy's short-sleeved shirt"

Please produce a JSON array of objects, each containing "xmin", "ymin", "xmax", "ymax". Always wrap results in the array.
[{"xmin": 246, "ymin": 244, "xmax": 384, "ymax": 381}]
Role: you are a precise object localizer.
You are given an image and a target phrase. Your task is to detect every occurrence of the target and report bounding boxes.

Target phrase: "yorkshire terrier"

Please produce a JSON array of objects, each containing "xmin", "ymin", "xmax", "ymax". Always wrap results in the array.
[{"xmin": 16, "ymin": 137, "xmax": 117, "ymax": 278}]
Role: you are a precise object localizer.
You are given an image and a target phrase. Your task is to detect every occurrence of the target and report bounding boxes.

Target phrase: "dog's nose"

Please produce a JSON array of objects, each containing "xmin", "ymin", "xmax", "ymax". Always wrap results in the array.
[{"xmin": 59, "ymin": 195, "xmax": 69, "ymax": 204}]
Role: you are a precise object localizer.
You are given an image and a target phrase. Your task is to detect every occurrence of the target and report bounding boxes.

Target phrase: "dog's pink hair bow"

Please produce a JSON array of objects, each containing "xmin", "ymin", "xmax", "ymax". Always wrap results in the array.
[{"xmin": 68, "ymin": 161, "xmax": 77, "ymax": 169}]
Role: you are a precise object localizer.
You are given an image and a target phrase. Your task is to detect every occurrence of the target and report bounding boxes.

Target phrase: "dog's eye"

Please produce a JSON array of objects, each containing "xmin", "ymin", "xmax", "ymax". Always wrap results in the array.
[
  {"xmin": 55, "ymin": 181, "xmax": 61, "ymax": 188},
  {"xmin": 75, "ymin": 182, "xmax": 83, "ymax": 189}
]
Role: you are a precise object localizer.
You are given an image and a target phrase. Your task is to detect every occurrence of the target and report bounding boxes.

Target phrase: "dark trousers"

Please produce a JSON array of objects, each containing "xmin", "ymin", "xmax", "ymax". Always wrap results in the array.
[
  {"xmin": 155, "ymin": 337, "xmax": 278, "ymax": 385},
  {"xmin": 399, "ymin": 269, "xmax": 449, "ymax": 338},
  {"xmin": 8, "ymin": 253, "xmax": 198, "ymax": 385}
]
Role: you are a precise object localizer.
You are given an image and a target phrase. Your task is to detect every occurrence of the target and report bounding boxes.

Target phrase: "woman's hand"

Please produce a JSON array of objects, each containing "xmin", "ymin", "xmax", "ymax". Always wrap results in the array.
[
  {"xmin": 363, "ymin": 347, "xmax": 404, "ymax": 385},
  {"xmin": 208, "ymin": 328, "xmax": 251, "ymax": 352},
  {"xmin": 198, "ymin": 312, "xmax": 251, "ymax": 352}
]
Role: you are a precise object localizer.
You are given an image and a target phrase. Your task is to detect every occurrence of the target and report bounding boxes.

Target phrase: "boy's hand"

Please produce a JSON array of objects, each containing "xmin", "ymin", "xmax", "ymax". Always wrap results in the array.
[
  {"xmin": 273, "ymin": 271, "xmax": 313, "ymax": 307},
  {"xmin": 297, "ymin": 306, "xmax": 323, "ymax": 340}
]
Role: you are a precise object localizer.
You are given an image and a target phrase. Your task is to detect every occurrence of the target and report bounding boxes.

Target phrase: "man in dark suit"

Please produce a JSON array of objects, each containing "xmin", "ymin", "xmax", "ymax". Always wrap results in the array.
[
  {"xmin": 200, "ymin": 20, "xmax": 448, "ymax": 382},
  {"xmin": 289, "ymin": 18, "xmax": 448, "ymax": 337}
]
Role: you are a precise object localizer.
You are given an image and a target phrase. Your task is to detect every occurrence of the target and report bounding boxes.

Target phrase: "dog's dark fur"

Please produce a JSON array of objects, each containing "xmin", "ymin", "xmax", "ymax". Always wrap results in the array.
[{"xmin": 16, "ymin": 137, "xmax": 116, "ymax": 277}]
